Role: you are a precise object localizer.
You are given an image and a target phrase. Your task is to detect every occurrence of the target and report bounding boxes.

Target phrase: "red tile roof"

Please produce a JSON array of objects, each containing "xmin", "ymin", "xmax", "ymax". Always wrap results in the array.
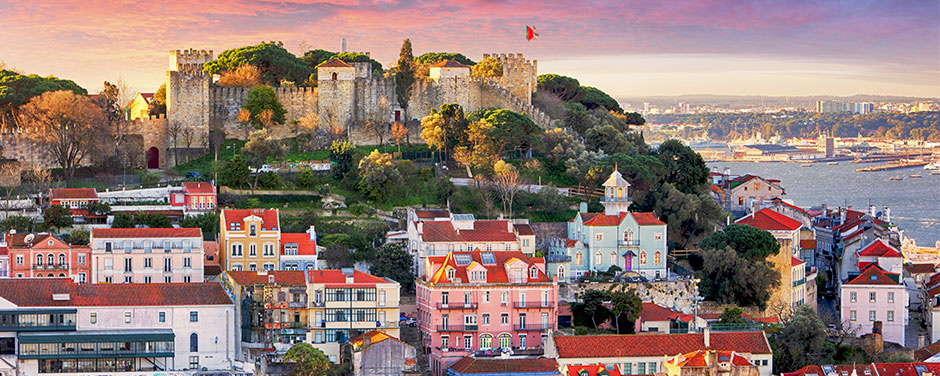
[
  {"xmin": 563, "ymin": 238, "xmax": 579, "ymax": 247},
  {"xmin": 281, "ymin": 233, "xmax": 318, "ymax": 256},
  {"xmin": 515, "ymin": 223, "xmax": 535, "ymax": 236},
  {"xmin": 222, "ymin": 209, "xmax": 280, "ymax": 230},
  {"xmin": 915, "ymin": 339, "xmax": 940, "ymax": 361},
  {"xmin": 414, "ymin": 209, "xmax": 451, "ymax": 219},
  {"xmin": 709, "ymin": 185, "xmax": 724, "ymax": 195},
  {"xmin": 785, "ymin": 363, "xmax": 940, "ymax": 376},
  {"xmin": 426, "ymin": 250, "xmax": 551, "ymax": 284},
  {"xmin": 227, "ymin": 270, "xmax": 306, "ymax": 286},
  {"xmin": 430, "ymin": 59, "xmax": 471, "ymax": 68},
  {"xmin": 844, "ymin": 265, "xmax": 902, "ymax": 286},
  {"xmin": 667, "ymin": 350, "xmax": 754, "ymax": 367},
  {"xmin": 906, "ymin": 263, "xmax": 937, "ymax": 275},
  {"xmin": 0, "ymin": 279, "xmax": 231, "ymax": 306},
  {"xmin": 421, "ymin": 220, "xmax": 517, "ymax": 242},
  {"xmin": 182, "ymin": 181, "xmax": 215, "ymax": 194},
  {"xmin": 6, "ymin": 233, "xmax": 59, "ymax": 248},
  {"xmin": 633, "ymin": 212, "xmax": 666, "ymax": 226},
  {"xmin": 582, "ymin": 212, "xmax": 627, "ymax": 226},
  {"xmin": 348, "ymin": 330, "xmax": 403, "ymax": 349},
  {"xmin": 50, "ymin": 188, "xmax": 98, "ymax": 200},
  {"xmin": 306, "ymin": 270, "xmax": 391, "ymax": 286},
  {"xmin": 552, "ymin": 331, "xmax": 771, "ymax": 358},
  {"xmin": 801, "ymin": 239, "xmax": 817, "ymax": 249},
  {"xmin": 734, "ymin": 208, "xmax": 802, "ymax": 232},
  {"xmin": 771, "ymin": 198, "xmax": 808, "ymax": 214},
  {"xmin": 568, "ymin": 364, "xmax": 621, "ymax": 376},
  {"xmin": 858, "ymin": 239, "xmax": 901, "ymax": 258},
  {"xmin": 639, "ymin": 302, "xmax": 684, "ymax": 323},
  {"xmin": 448, "ymin": 357, "xmax": 559, "ymax": 374},
  {"xmin": 204, "ymin": 241, "xmax": 221, "ymax": 276},
  {"xmin": 318, "ymin": 57, "xmax": 353, "ymax": 68},
  {"xmin": 91, "ymin": 228, "xmax": 202, "ymax": 238},
  {"xmin": 792, "ymin": 256, "xmax": 805, "ymax": 267}
]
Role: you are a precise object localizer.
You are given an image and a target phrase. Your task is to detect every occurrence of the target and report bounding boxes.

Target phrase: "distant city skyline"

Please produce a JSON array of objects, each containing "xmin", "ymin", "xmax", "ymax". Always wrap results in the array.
[{"xmin": 1, "ymin": 0, "xmax": 937, "ymax": 97}]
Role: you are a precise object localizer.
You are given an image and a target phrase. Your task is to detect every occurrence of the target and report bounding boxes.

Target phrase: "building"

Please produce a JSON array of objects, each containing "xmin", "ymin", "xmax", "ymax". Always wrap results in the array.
[
  {"xmin": 663, "ymin": 350, "xmax": 759, "ymax": 376},
  {"xmin": 220, "ymin": 208, "xmax": 281, "ymax": 272},
  {"xmin": 429, "ymin": 60, "xmax": 471, "ymax": 81},
  {"xmin": 418, "ymin": 250, "xmax": 558, "ymax": 376},
  {"xmin": 126, "ymin": 92, "xmax": 155, "ymax": 120},
  {"xmin": 546, "ymin": 170, "xmax": 668, "ymax": 281},
  {"xmin": 566, "ymin": 364, "xmax": 622, "ymax": 376},
  {"xmin": 446, "ymin": 357, "xmax": 560, "ymax": 376},
  {"xmin": 638, "ymin": 302, "xmax": 696, "ymax": 334},
  {"xmin": 94, "ymin": 182, "xmax": 216, "ymax": 218},
  {"xmin": 545, "ymin": 330, "xmax": 773, "ymax": 376},
  {"xmin": 5, "ymin": 232, "xmax": 91, "ymax": 283},
  {"xmin": 735, "ymin": 208, "xmax": 805, "ymax": 314},
  {"xmin": 343, "ymin": 330, "xmax": 418, "ymax": 376},
  {"xmin": 720, "ymin": 175, "xmax": 785, "ymax": 214},
  {"xmin": 221, "ymin": 270, "xmax": 308, "ymax": 364},
  {"xmin": 49, "ymin": 188, "xmax": 101, "ymax": 223},
  {"xmin": 784, "ymin": 363, "xmax": 940, "ymax": 376},
  {"xmin": 0, "ymin": 237, "xmax": 9, "ymax": 279},
  {"xmin": 852, "ymin": 239, "xmax": 903, "ymax": 280},
  {"xmin": 89, "ymin": 228, "xmax": 205, "ymax": 284},
  {"xmin": 176, "ymin": 182, "xmax": 217, "ymax": 215},
  {"xmin": 0, "ymin": 278, "xmax": 235, "ymax": 374},
  {"xmin": 306, "ymin": 269, "xmax": 401, "ymax": 363},
  {"xmin": 840, "ymin": 265, "xmax": 908, "ymax": 345},
  {"xmin": 280, "ymin": 226, "xmax": 319, "ymax": 271}
]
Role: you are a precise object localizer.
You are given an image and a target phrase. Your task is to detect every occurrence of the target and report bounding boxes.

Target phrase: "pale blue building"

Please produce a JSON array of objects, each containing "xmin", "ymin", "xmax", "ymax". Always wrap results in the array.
[{"xmin": 546, "ymin": 170, "xmax": 668, "ymax": 282}]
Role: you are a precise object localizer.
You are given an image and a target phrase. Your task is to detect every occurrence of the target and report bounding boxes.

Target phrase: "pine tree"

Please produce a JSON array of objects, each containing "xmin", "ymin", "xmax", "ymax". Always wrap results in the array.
[{"xmin": 395, "ymin": 39, "xmax": 416, "ymax": 112}]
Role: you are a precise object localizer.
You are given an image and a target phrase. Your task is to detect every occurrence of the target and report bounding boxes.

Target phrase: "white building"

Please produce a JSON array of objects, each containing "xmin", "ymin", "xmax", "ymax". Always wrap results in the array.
[{"xmin": 0, "ymin": 278, "xmax": 236, "ymax": 374}]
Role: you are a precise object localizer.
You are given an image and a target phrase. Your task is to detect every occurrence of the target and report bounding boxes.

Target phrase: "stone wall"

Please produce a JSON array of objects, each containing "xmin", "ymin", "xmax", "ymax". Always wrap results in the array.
[
  {"xmin": 560, "ymin": 280, "xmax": 699, "ymax": 314},
  {"xmin": 0, "ymin": 132, "xmax": 58, "ymax": 168},
  {"xmin": 482, "ymin": 53, "xmax": 538, "ymax": 105}
]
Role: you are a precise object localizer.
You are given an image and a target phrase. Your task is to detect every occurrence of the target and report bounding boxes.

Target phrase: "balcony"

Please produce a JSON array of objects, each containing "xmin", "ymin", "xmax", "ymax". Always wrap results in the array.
[
  {"xmin": 436, "ymin": 325, "xmax": 478, "ymax": 332},
  {"xmin": 513, "ymin": 302, "xmax": 554, "ymax": 309},
  {"xmin": 436, "ymin": 302, "xmax": 478, "ymax": 310},
  {"xmin": 474, "ymin": 346, "xmax": 544, "ymax": 357},
  {"xmin": 620, "ymin": 240, "xmax": 640, "ymax": 247},
  {"xmin": 793, "ymin": 278, "xmax": 806, "ymax": 287},
  {"xmin": 513, "ymin": 323, "xmax": 553, "ymax": 331},
  {"xmin": 544, "ymin": 254, "xmax": 571, "ymax": 263},
  {"xmin": 31, "ymin": 264, "xmax": 68, "ymax": 271}
]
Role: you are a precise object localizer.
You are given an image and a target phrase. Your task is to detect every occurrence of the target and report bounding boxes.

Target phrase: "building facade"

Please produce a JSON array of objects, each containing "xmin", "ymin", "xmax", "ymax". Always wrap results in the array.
[
  {"xmin": 220, "ymin": 209, "xmax": 281, "ymax": 272},
  {"xmin": 343, "ymin": 330, "xmax": 418, "ymax": 376},
  {"xmin": 6, "ymin": 233, "xmax": 91, "ymax": 283},
  {"xmin": 841, "ymin": 266, "xmax": 908, "ymax": 345},
  {"xmin": 89, "ymin": 228, "xmax": 205, "ymax": 284},
  {"xmin": 735, "ymin": 208, "xmax": 804, "ymax": 314},
  {"xmin": 417, "ymin": 250, "xmax": 558, "ymax": 376},
  {"xmin": 280, "ymin": 226, "xmax": 319, "ymax": 271}
]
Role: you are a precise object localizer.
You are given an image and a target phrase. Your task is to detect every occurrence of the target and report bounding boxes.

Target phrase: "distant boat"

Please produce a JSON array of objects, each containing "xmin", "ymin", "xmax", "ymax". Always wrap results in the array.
[
  {"xmin": 909, "ymin": 174, "xmax": 923, "ymax": 178},
  {"xmin": 827, "ymin": 162, "xmax": 839, "ymax": 165},
  {"xmin": 888, "ymin": 176, "xmax": 903, "ymax": 181},
  {"xmin": 925, "ymin": 161, "xmax": 940, "ymax": 170},
  {"xmin": 931, "ymin": 171, "xmax": 940, "ymax": 175},
  {"xmin": 800, "ymin": 163, "xmax": 813, "ymax": 167}
]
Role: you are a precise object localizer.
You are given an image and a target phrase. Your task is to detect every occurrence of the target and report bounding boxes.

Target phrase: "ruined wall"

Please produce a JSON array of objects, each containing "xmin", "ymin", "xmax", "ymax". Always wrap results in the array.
[{"xmin": 560, "ymin": 280, "xmax": 699, "ymax": 314}]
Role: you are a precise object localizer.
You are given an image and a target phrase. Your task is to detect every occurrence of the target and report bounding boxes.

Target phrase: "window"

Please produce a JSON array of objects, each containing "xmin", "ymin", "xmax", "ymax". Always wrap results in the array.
[
  {"xmin": 123, "ymin": 258, "xmax": 132, "ymax": 272},
  {"xmin": 163, "ymin": 240, "xmax": 172, "ymax": 252},
  {"xmin": 78, "ymin": 254, "xmax": 86, "ymax": 265},
  {"xmin": 850, "ymin": 310, "xmax": 857, "ymax": 321},
  {"xmin": 164, "ymin": 258, "xmax": 172, "ymax": 272},
  {"xmin": 231, "ymin": 243, "xmax": 242, "ymax": 256},
  {"xmin": 104, "ymin": 276, "xmax": 113, "ymax": 283},
  {"xmin": 639, "ymin": 251, "xmax": 646, "ymax": 264},
  {"xmin": 90, "ymin": 312, "xmax": 97, "ymax": 324},
  {"xmin": 144, "ymin": 276, "xmax": 152, "ymax": 283},
  {"xmin": 331, "ymin": 72, "xmax": 337, "ymax": 80},
  {"xmin": 249, "ymin": 244, "xmax": 257, "ymax": 256},
  {"xmin": 501, "ymin": 291, "xmax": 508, "ymax": 304},
  {"xmin": 144, "ymin": 257, "xmax": 153, "ymax": 268},
  {"xmin": 124, "ymin": 275, "xmax": 132, "ymax": 283},
  {"xmin": 638, "ymin": 362, "xmax": 646, "ymax": 374},
  {"xmin": 482, "ymin": 314, "xmax": 490, "ymax": 325},
  {"xmin": 189, "ymin": 355, "xmax": 199, "ymax": 369},
  {"xmin": 124, "ymin": 312, "xmax": 132, "ymax": 324},
  {"xmin": 595, "ymin": 234, "xmax": 603, "ymax": 241},
  {"xmin": 594, "ymin": 252, "xmax": 602, "ymax": 265},
  {"xmin": 58, "ymin": 254, "xmax": 65, "ymax": 265},
  {"xmin": 15, "ymin": 255, "xmax": 23, "ymax": 265},
  {"xmin": 888, "ymin": 292, "xmax": 894, "ymax": 303},
  {"xmin": 441, "ymin": 336, "xmax": 449, "ymax": 349},
  {"xmin": 480, "ymin": 334, "xmax": 493, "ymax": 349},
  {"xmin": 184, "ymin": 275, "xmax": 192, "ymax": 283},
  {"xmin": 35, "ymin": 254, "xmax": 42, "ymax": 265},
  {"xmin": 623, "ymin": 363, "xmax": 632, "ymax": 375},
  {"xmin": 654, "ymin": 251, "xmax": 662, "ymax": 264},
  {"xmin": 500, "ymin": 313, "xmax": 508, "ymax": 324},
  {"xmin": 464, "ymin": 335, "xmax": 472, "ymax": 349},
  {"xmin": 519, "ymin": 334, "xmax": 527, "ymax": 347},
  {"xmin": 184, "ymin": 257, "xmax": 192, "ymax": 268},
  {"xmin": 575, "ymin": 252, "xmax": 583, "ymax": 265},
  {"xmin": 529, "ymin": 267, "xmax": 538, "ymax": 279},
  {"xmin": 264, "ymin": 243, "xmax": 274, "ymax": 256},
  {"xmin": 497, "ymin": 334, "xmax": 511, "ymax": 349},
  {"xmin": 755, "ymin": 183, "xmax": 760, "ymax": 190},
  {"xmin": 78, "ymin": 273, "xmax": 86, "ymax": 284},
  {"xmin": 159, "ymin": 312, "xmax": 166, "ymax": 322},
  {"xmin": 869, "ymin": 310, "xmax": 876, "ymax": 322},
  {"xmin": 648, "ymin": 362, "xmax": 657, "ymax": 373},
  {"xmin": 870, "ymin": 292, "xmax": 876, "ymax": 303},
  {"xmin": 190, "ymin": 333, "xmax": 198, "ymax": 352},
  {"xmin": 263, "ymin": 263, "xmax": 274, "ymax": 271},
  {"xmin": 379, "ymin": 290, "xmax": 386, "ymax": 306},
  {"xmin": 446, "ymin": 268, "xmax": 455, "ymax": 280},
  {"xmin": 850, "ymin": 292, "xmax": 857, "ymax": 302},
  {"xmin": 441, "ymin": 292, "xmax": 449, "ymax": 305},
  {"xmin": 483, "ymin": 291, "xmax": 490, "ymax": 303},
  {"xmin": 249, "ymin": 263, "xmax": 257, "ymax": 271},
  {"xmin": 104, "ymin": 257, "xmax": 113, "ymax": 270},
  {"xmin": 46, "ymin": 254, "xmax": 53, "ymax": 265},
  {"xmin": 557, "ymin": 265, "xmax": 566, "ymax": 280},
  {"xmin": 164, "ymin": 275, "xmax": 172, "ymax": 283},
  {"xmin": 190, "ymin": 311, "xmax": 198, "ymax": 322}
]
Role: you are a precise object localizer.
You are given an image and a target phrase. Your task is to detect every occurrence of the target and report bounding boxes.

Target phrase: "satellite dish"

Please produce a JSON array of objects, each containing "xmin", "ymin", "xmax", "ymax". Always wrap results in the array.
[{"xmin": 24, "ymin": 234, "xmax": 35, "ymax": 245}]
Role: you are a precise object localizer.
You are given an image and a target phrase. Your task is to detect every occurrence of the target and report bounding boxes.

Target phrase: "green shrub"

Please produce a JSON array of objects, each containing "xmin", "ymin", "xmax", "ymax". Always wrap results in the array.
[
  {"xmin": 258, "ymin": 171, "xmax": 282, "ymax": 189},
  {"xmin": 140, "ymin": 172, "xmax": 160, "ymax": 186}
]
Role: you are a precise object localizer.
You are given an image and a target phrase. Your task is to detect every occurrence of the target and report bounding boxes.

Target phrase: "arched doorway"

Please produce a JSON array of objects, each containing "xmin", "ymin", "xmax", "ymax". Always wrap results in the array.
[{"xmin": 146, "ymin": 147, "xmax": 159, "ymax": 169}]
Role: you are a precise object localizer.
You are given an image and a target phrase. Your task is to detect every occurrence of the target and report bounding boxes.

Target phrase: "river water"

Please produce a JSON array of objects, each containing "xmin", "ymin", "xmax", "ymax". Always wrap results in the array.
[{"xmin": 707, "ymin": 161, "xmax": 940, "ymax": 247}]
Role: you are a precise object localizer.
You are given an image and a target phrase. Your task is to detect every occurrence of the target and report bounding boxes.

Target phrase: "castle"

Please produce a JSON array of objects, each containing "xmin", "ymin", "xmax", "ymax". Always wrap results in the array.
[{"xmin": 2, "ymin": 49, "xmax": 552, "ymax": 170}]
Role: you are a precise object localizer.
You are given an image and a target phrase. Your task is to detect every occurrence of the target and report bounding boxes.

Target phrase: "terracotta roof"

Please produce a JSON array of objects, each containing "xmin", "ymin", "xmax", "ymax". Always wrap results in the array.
[
  {"xmin": 792, "ymin": 256, "xmax": 805, "ymax": 267},
  {"xmin": 568, "ymin": 364, "xmax": 621, "ymax": 376},
  {"xmin": 710, "ymin": 185, "xmax": 724, "ymax": 195},
  {"xmin": 421, "ymin": 220, "xmax": 517, "ymax": 242},
  {"xmin": 222, "ymin": 209, "xmax": 279, "ymax": 230},
  {"xmin": 639, "ymin": 302, "xmax": 683, "ymax": 323},
  {"xmin": 203, "ymin": 241, "xmax": 221, "ymax": 276},
  {"xmin": 858, "ymin": 261, "xmax": 875, "ymax": 271},
  {"xmin": 91, "ymin": 228, "xmax": 202, "ymax": 238},
  {"xmin": 915, "ymin": 339, "xmax": 940, "ymax": 361},
  {"xmin": 306, "ymin": 270, "xmax": 391, "ymax": 286},
  {"xmin": 801, "ymin": 239, "xmax": 817, "ymax": 249},
  {"xmin": 0, "ymin": 279, "xmax": 231, "ymax": 306},
  {"xmin": 633, "ymin": 212, "xmax": 666, "ymax": 226},
  {"xmin": 226, "ymin": 270, "xmax": 306, "ymax": 286},
  {"xmin": 552, "ymin": 331, "xmax": 771, "ymax": 358},
  {"xmin": 844, "ymin": 265, "xmax": 902, "ymax": 286},
  {"xmin": 787, "ymin": 364, "xmax": 940, "ymax": 376},
  {"xmin": 50, "ymin": 188, "xmax": 98, "ymax": 200},
  {"xmin": 858, "ymin": 239, "xmax": 901, "ymax": 258},
  {"xmin": 348, "ymin": 329, "xmax": 402, "ymax": 349},
  {"xmin": 874, "ymin": 363, "xmax": 940, "ymax": 376},
  {"xmin": 515, "ymin": 223, "xmax": 535, "ymax": 236},
  {"xmin": 317, "ymin": 57, "xmax": 353, "ymax": 68},
  {"xmin": 182, "ymin": 181, "xmax": 215, "ymax": 194},
  {"xmin": 667, "ymin": 350, "xmax": 754, "ymax": 367},
  {"xmin": 448, "ymin": 357, "xmax": 559, "ymax": 374},
  {"xmin": 6, "ymin": 233, "xmax": 58, "ymax": 248},
  {"xmin": 426, "ymin": 250, "xmax": 551, "ymax": 284},
  {"xmin": 563, "ymin": 238, "xmax": 579, "ymax": 247},
  {"xmin": 281, "ymin": 233, "xmax": 317, "ymax": 256},
  {"xmin": 430, "ymin": 59, "xmax": 471, "ymax": 68},
  {"xmin": 734, "ymin": 208, "xmax": 802, "ymax": 232},
  {"xmin": 926, "ymin": 272, "xmax": 940, "ymax": 289},
  {"xmin": 771, "ymin": 198, "xmax": 808, "ymax": 214},
  {"xmin": 906, "ymin": 263, "xmax": 937, "ymax": 275},
  {"xmin": 582, "ymin": 212, "xmax": 627, "ymax": 226},
  {"xmin": 414, "ymin": 209, "xmax": 451, "ymax": 219}
]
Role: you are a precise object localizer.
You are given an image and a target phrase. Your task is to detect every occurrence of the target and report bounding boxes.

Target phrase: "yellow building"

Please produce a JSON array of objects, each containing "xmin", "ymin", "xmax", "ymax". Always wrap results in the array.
[
  {"xmin": 305, "ymin": 269, "xmax": 401, "ymax": 363},
  {"xmin": 125, "ymin": 92, "xmax": 155, "ymax": 120},
  {"xmin": 735, "ymin": 208, "xmax": 804, "ymax": 317},
  {"xmin": 220, "ymin": 208, "xmax": 281, "ymax": 271}
]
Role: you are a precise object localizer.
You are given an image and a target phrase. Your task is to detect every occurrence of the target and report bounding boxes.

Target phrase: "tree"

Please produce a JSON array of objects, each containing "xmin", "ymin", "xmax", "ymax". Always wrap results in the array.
[
  {"xmin": 242, "ymin": 129, "xmax": 285, "ymax": 191},
  {"xmin": 394, "ymin": 39, "xmax": 416, "ymax": 111},
  {"xmin": 220, "ymin": 155, "xmax": 251, "ymax": 188},
  {"xmin": 203, "ymin": 42, "xmax": 309, "ymax": 86},
  {"xmin": 571, "ymin": 289, "xmax": 611, "ymax": 329},
  {"xmin": 579, "ymin": 86, "xmax": 622, "ymax": 113},
  {"xmin": 537, "ymin": 74, "xmax": 584, "ymax": 102},
  {"xmin": 540, "ymin": 128, "xmax": 584, "ymax": 165},
  {"xmin": 719, "ymin": 306, "xmax": 745, "ymax": 323},
  {"xmin": 0, "ymin": 69, "xmax": 86, "ymax": 131},
  {"xmin": 771, "ymin": 306, "xmax": 829, "ymax": 372},
  {"xmin": 137, "ymin": 212, "xmax": 171, "ymax": 228},
  {"xmin": 65, "ymin": 228, "xmax": 89, "ymax": 245},
  {"xmin": 471, "ymin": 57, "xmax": 503, "ymax": 78},
  {"xmin": 608, "ymin": 287, "xmax": 642, "ymax": 334},
  {"xmin": 243, "ymin": 85, "xmax": 286, "ymax": 129},
  {"xmin": 87, "ymin": 202, "xmax": 111, "ymax": 216},
  {"xmin": 17, "ymin": 90, "xmax": 105, "ymax": 182},
  {"xmin": 657, "ymin": 139, "xmax": 709, "ymax": 194},
  {"xmin": 357, "ymin": 150, "xmax": 402, "ymax": 200},
  {"xmin": 480, "ymin": 109, "xmax": 542, "ymax": 159},
  {"xmin": 370, "ymin": 243, "xmax": 415, "ymax": 290},
  {"xmin": 43, "ymin": 204, "xmax": 73, "ymax": 232},
  {"xmin": 179, "ymin": 212, "xmax": 219, "ymax": 238},
  {"xmin": 283, "ymin": 342, "xmax": 330, "ymax": 376},
  {"xmin": 585, "ymin": 124, "xmax": 628, "ymax": 155},
  {"xmin": 329, "ymin": 140, "xmax": 355, "ymax": 180},
  {"xmin": 700, "ymin": 224, "xmax": 781, "ymax": 261},
  {"xmin": 492, "ymin": 160, "xmax": 522, "ymax": 217},
  {"xmin": 0, "ymin": 215, "xmax": 34, "ymax": 233},
  {"xmin": 0, "ymin": 162, "xmax": 23, "ymax": 218},
  {"xmin": 414, "ymin": 52, "xmax": 475, "ymax": 66},
  {"xmin": 111, "ymin": 212, "xmax": 136, "ymax": 228},
  {"xmin": 640, "ymin": 183, "xmax": 722, "ymax": 249},
  {"xmin": 149, "ymin": 83, "xmax": 167, "ymax": 117},
  {"xmin": 218, "ymin": 64, "xmax": 263, "ymax": 87},
  {"xmin": 420, "ymin": 112, "xmax": 446, "ymax": 162},
  {"xmin": 698, "ymin": 247, "xmax": 779, "ymax": 309},
  {"xmin": 390, "ymin": 122, "xmax": 408, "ymax": 154}
]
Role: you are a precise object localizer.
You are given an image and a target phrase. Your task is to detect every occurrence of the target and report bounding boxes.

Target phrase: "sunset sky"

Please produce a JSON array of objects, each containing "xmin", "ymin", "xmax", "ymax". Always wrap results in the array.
[{"xmin": 1, "ymin": 0, "xmax": 938, "ymax": 100}]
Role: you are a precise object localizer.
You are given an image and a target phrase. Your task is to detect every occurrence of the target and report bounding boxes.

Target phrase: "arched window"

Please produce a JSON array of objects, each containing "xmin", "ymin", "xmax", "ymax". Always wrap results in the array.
[
  {"xmin": 36, "ymin": 254, "xmax": 43, "ymax": 265},
  {"xmin": 623, "ymin": 229, "xmax": 633, "ymax": 243},
  {"xmin": 529, "ymin": 267, "xmax": 538, "ymax": 279},
  {"xmin": 249, "ymin": 224, "xmax": 256, "ymax": 237},
  {"xmin": 331, "ymin": 72, "xmax": 338, "ymax": 80},
  {"xmin": 654, "ymin": 251, "xmax": 662, "ymax": 264},
  {"xmin": 639, "ymin": 251, "xmax": 647, "ymax": 264},
  {"xmin": 479, "ymin": 334, "xmax": 493, "ymax": 349},
  {"xmin": 497, "ymin": 333, "xmax": 511, "ymax": 349},
  {"xmin": 47, "ymin": 254, "xmax": 54, "ymax": 265},
  {"xmin": 575, "ymin": 252, "xmax": 582, "ymax": 265},
  {"xmin": 58, "ymin": 273, "xmax": 65, "ymax": 278},
  {"xmin": 594, "ymin": 251, "xmax": 602, "ymax": 265},
  {"xmin": 617, "ymin": 187, "xmax": 623, "ymax": 199},
  {"xmin": 610, "ymin": 252, "xmax": 617, "ymax": 266},
  {"xmin": 190, "ymin": 333, "xmax": 198, "ymax": 352},
  {"xmin": 557, "ymin": 265, "xmax": 566, "ymax": 280},
  {"xmin": 58, "ymin": 254, "xmax": 66, "ymax": 265}
]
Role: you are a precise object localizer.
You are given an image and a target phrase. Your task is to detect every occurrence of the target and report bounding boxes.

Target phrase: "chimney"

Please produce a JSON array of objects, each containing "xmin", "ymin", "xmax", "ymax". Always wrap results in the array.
[
  {"xmin": 840, "ymin": 207, "xmax": 846, "ymax": 224},
  {"xmin": 822, "ymin": 203, "xmax": 828, "ymax": 216},
  {"xmin": 704, "ymin": 327, "xmax": 710, "ymax": 348},
  {"xmin": 308, "ymin": 225, "xmax": 317, "ymax": 241},
  {"xmin": 869, "ymin": 204, "xmax": 876, "ymax": 218},
  {"xmin": 885, "ymin": 207, "xmax": 891, "ymax": 223},
  {"xmin": 507, "ymin": 221, "xmax": 513, "ymax": 233},
  {"xmin": 418, "ymin": 222, "xmax": 424, "ymax": 234}
]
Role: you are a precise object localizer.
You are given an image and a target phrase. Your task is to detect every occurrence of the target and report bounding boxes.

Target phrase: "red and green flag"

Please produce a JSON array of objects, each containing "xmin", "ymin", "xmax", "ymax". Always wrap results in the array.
[{"xmin": 526, "ymin": 25, "xmax": 538, "ymax": 41}]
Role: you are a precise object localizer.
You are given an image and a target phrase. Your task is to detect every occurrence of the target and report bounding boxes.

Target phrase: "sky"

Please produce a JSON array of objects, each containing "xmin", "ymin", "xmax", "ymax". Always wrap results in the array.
[{"xmin": 1, "ymin": 0, "xmax": 938, "ymax": 99}]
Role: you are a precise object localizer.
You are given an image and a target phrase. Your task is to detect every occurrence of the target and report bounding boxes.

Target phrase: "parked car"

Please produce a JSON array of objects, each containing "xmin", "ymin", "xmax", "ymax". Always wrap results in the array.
[
  {"xmin": 254, "ymin": 165, "xmax": 279, "ymax": 173},
  {"xmin": 185, "ymin": 171, "xmax": 201, "ymax": 179},
  {"xmin": 399, "ymin": 315, "xmax": 417, "ymax": 327}
]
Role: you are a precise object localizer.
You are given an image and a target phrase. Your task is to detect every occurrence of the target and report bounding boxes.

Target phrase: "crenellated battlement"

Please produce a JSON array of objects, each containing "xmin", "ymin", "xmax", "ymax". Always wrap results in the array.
[{"xmin": 169, "ymin": 48, "xmax": 213, "ymax": 72}]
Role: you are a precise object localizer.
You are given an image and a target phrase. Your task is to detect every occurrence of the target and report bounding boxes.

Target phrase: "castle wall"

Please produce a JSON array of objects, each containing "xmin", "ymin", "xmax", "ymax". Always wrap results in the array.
[
  {"xmin": 0, "ymin": 132, "xmax": 59, "ymax": 168},
  {"xmin": 167, "ymin": 64, "xmax": 211, "ymax": 159},
  {"xmin": 482, "ymin": 53, "xmax": 537, "ymax": 105}
]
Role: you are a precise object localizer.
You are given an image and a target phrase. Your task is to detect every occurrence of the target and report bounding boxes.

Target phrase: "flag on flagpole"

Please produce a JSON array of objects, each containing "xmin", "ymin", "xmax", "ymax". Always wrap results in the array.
[{"xmin": 526, "ymin": 25, "xmax": 538, "ymax": 41}]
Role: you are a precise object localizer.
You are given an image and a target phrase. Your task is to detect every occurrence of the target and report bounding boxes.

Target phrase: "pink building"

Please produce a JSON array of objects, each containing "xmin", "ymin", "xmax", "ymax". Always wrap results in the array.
[
  {"xmin": 169, "ymin": 182, "xmax": 217, "ymax": 214},
  {"xmin": 417, "ymin": 250, "xmax": 558, "ymax": 376},
  {"xmin": 840, "ymin": 265, "xmax": 907, "ymax": 345}
]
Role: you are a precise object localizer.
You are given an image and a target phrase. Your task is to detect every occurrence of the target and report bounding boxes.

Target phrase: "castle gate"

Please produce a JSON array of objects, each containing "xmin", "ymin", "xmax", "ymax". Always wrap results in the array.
[{"xmin": 147, "ymin": 147, "xmax": 159, "ymax": 169}]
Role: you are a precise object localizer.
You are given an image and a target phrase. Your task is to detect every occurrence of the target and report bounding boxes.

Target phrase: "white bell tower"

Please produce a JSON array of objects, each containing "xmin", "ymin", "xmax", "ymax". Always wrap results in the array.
[{"xmin": 601, "ymin": 166, "xmax": 632, "ymax": 215}]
